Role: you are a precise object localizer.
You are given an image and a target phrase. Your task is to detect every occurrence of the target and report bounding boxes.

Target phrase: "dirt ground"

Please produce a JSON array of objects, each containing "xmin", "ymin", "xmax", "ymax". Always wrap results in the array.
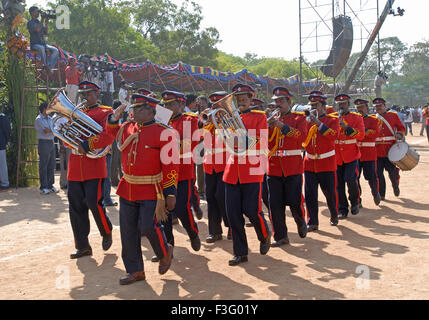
[{"xmin": 1, "ymin": 125, "xmax": 429, "ymax": 300}]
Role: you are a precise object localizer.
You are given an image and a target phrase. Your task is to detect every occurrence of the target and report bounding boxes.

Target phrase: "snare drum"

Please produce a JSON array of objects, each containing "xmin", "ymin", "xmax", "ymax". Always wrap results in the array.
[{"xmin": 387, "ymin": 141, "xmax": 420, "ymax": 171}]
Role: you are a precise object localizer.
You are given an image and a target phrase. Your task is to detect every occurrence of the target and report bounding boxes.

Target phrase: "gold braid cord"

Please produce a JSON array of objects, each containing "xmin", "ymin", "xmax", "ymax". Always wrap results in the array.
[{"xmin": 302, "ymin": 125, "xmax": 318, "ymax": 148}]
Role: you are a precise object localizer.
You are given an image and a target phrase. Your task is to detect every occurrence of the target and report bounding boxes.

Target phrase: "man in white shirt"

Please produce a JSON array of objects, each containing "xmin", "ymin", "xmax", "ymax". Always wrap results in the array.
[{"xmin": 101, "ymin": 71, "xmax": 114, "ymax": 107}]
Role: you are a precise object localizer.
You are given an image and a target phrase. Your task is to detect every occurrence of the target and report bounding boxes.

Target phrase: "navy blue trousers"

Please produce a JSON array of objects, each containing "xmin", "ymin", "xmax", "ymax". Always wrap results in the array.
[
  {"xmin": 262, "ymin": 174, "xmax": 270, "ymax": 211},
  {"xmin": 336, "ymin": 160, "xmax": 360, "ymax": 214},
  {"xmin": 225, "ymin": 182, "xmax": 271, "ymax": 256},
  {"xmin": 164, "ymin": 179, "xmax": 199, "ymax": 246},
  {"xmin": 205, "ymin": 171, "xmax": 229, "ymax": 236},
  {"xmin": 377, "ymin": 157, "xmax": 400, "ymax": 198},
  {"xmin": 267, "ymin": 174, "xmax": 306, "ymax": 241},
  {"xmin": 358, "ymin": 160, "xmax": 379, "ymax": 200},
  {"xmin": 68, "ymin": 179, "xmax": 112, "ymax": 250},
  {"xmin": 304, "ymin": 171, "xmax": 338, "ymax": 226},
  {"xmin": 119, "ymin": 198, "xmax": 170, "ymax": 274}
]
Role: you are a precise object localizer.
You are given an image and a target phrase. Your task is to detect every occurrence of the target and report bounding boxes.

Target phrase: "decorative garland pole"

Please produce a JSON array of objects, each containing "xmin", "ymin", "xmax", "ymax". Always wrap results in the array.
[{"xmin": 1, "ymin": 0, "xmax": 38, "ymax": 187}]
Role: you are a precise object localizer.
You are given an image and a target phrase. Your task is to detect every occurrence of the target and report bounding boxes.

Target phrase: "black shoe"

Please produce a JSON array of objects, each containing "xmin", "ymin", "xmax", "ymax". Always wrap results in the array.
[
  {"xmin": 351, "ymin": 205, "xmax": 360, "ymax": 215},
  {"xmin": 394, "ymin": 186, "xmax": 400, "ymax": 197},
  {"xmin": 374, "ymin": 193, "xmax": 381, "ymax": 205},
  {"xmin": 307, "ymin": 225, "xmax": 319, "ymax": 232},
  {"xmin": 206, "ymin": 234, "xmax": 222, "ymax": 243},
  {"xmin": 102, "ymin": 233, "xmax": 112, "ymax": 251},
  {"xmin": 194, "ymin": 206, "xmax": 203, "ymax": 220},
  {"xmin": 70, "ymin": 247, "xmax": 92, "ymax": 259},
  {"xmin": 338, "ymin": 212, "xmax": 348, "ymax": 220},
  {"xmin": 260, "ymin": 232, "xmax": 271, "ymax": 255},
  {"xmin": 297, "ymin": 222, "xmax": 307, "ymax": 238},
  {"xmin": 227, "ymin": 228, "xmax": 233, "ymax": 240},
  {"xmin": 271, "ymin": 237, "xmax": 289, "ymax": 247},
  {"xmin": 245, "ymin": 221, "xmax": 253, "ymax": 227},
  {"xmin": 151, "ymin": 255, "xmax": 160, "ymax": 263},
  {"xmin": 330, "ymin": 218, "xmax": 339, "ymax": 226},
  {"xmin": 228, "ymin": 255, "xmax": 248, "ymax": 266},
  {"xmin": 190, "ymin": 236, "xmax": 201, "ymax": 251},
  {"xmin": 104, "ymin": 201, "xmax": 118, "ymax": 207}
]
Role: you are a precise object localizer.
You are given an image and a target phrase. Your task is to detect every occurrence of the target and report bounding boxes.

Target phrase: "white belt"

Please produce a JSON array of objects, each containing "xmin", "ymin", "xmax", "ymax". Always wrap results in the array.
[
  {"xmin": 71, "ymin": 149, "xmax": 83, "ymax": 156},
  {"xmin": 274, "ymin": 149, "xmax": 302, "ymax": 157},
  {"xmin": 335, "ymin": 139, "xmax": 357, "ymax": 145},
  {"xmin": 376, "ymin": 136, "xmax": 395, "ymax": 142},
  {"xmin": 180, "ymin": 152, "xmax": 193, "ymax": 159},
  {"xmin": 358, "ymin": 142, "xmax": 376, "ymax": 147},
  {"xmin": 205, "ymin": 148, "xmax": 226, "ymax": 155},
  {"xmin": 306, "ymin": 150, "xmax": 335, "ymax": 160}
]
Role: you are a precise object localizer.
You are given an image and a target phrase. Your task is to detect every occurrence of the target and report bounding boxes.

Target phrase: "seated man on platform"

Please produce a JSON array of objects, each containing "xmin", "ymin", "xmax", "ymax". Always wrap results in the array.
[{"xmin": 27, "ymin": 6, "xmax": 59, "ymax": 72}]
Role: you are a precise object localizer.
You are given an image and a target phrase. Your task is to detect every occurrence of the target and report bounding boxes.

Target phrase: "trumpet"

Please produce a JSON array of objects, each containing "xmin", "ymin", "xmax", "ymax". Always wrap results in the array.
[
  {"xmin": 291, "ymin": 104, "xmax": 318, "ymax": 120},
  {"xmin": 266, "ymin": 108, "xmax": 281, "ymax": 123},
  {"xmin": 199, "ymin": 108, "xmax": 215, "ymax": 126}
]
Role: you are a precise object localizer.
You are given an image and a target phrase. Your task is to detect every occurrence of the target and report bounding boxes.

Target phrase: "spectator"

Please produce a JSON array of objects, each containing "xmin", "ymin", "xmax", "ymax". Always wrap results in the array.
[
  {"xmin": 185, "ymin": 94, "xmax": 198, "ymax": 113},
  {"xmin": 418, "ymin": 106, "xmax": 425, "ymax": 136},
  {"xmin": 27, "ymin": 6, "xmax": 59, "ymax": 72},
  {"xmin": 404, "ymin": 107, "xmax": 413, "ymax": 136},
  {"xmin": 196, "ymin": 95, "xmax": 210, "ymax": 113},
  {"xmin": 118, "ymin": 81, "xmax": 130, "ymax": 110},
  {"xmin": 65, "ymin": 58, "xmax": 82, "ymax": 105},
  {"xmin": 34, "ymin": 102, "xmax": 59, "ymax": 195},
  {"xmin": 101, "ymin": 71, "xmax": 114, "ymax": 107},
  {"xmin": 0, "ymin": 109, "xmax": 11, "ymax": 190}
]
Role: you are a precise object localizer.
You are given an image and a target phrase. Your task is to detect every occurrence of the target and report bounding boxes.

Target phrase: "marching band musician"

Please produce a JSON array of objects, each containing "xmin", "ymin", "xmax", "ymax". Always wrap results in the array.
[
  {"xmin": 333, "ymin": 94, "xmax": 365, "ymax": 219},
  {"xmin": 107, "ymin": 94, "xmax": 177, "ymax": 285},
  {"xmin": 223, "ymin": 84, "xmax": 271, "ymax": 266},
  {"xmin": 355, "ymin": 99, "xmax": 382, "ymax": 206},
  {"xmin": 162, "ymin": 90, "xmax": 202, "ymax": 252},
  {"xmin": 374, "ymin": 98, "xmax": 405, "ymax": 199},
  {"xmin": 201, "ymin": 91, "xmax": 231, "ymax": 243},
  {"xmin": 137, "ymin": 88, "xmax": 158, "ymax": 98},
  {"xmin": 67, "ymin": 81, "xmax": 115, "ymax": 259},
  {"xmin": 267, "ymin": 87, "xmax": 308, "ymax": 246},
  {"xmin": 303, "ymin": 92, "xmax": 340, "ymax": 231},
  {"xmin": 251, "ymin": 98, "xmax": 270, "ymax": 212},
  {"xmin": 309, "ymin": 91, "xmax": 335, "ymax": 114}
]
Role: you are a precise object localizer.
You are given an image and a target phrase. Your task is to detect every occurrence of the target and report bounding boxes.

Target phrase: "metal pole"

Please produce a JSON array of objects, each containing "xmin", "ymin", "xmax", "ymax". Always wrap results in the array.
[{"xmin": 299, "ymin": 0, "xmax": 303, "ymax": 95}]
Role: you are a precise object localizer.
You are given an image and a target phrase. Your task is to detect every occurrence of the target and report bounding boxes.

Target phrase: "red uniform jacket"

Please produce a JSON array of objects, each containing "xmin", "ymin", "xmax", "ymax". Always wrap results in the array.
[
  {"xmin": 326, "ymin": 105, "xmax": 336, "ymax": 114},
  {"xmin": 359, "ymin": 114, "xmax": 381, "ymax": 162},
  {"xmin": 106, "ymin": 118, "xmax": 179, "ymax": 201},
  {"xmin": 334, "ymin": 111, "xmax": 365, "ymax": 165},
  {"xmin": 169, "ymin": 112, "xmax": 199, "ymax": 181},
  {"xmin": 67, "ymin": 104, "xmax": 115, "ymax": 182},
  {"xmin": 376, "ymin": 110, "xmax": 406, "ymax": 158},
  {"xmin": 201, "ymin": 124, "xmax": 227, "ymax": 174},
  {"xmin": 303, "ymin": 113, "xmax": 339, "ymax": 173},
  {"xmin": 268, "ymin": 111, "xmax": 307, "ymax": 177},
  {"xmin": 223, "ymin": 110, "xmax": 268, "ymax": 184},
  {"xmin": 423, "ymin": 107, "xmax": 429, "ymax": 126}
]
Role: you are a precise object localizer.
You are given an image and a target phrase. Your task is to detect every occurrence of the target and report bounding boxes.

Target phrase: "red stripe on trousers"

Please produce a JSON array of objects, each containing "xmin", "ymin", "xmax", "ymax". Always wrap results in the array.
[
  {"xmin": 334, "ymin": 171, "xmax": 339, "ymax": 216},
  {"xmin": 355, "ymin": 167, "xmax": 361, "ymax": 199},
  {"xmin": 187, "ymin": 180, "xmax": 198, "ymax": 234},
  {"xmin": 257, "ymin": 182, "xmax": 268, "ymax": 238},
  {"xmin": 97, "ymin": 179, "xmax": 111, "ymax": 235},
  {"xmin": 154, "ymin": 217, "xmax": 167, "ymax": 256}
]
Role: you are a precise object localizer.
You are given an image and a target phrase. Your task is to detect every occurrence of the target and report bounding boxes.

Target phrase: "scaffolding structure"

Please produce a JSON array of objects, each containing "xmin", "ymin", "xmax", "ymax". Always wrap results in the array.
[{"xmin": 299, "ymin": 0, "xmax": 381, "ymax": 97}]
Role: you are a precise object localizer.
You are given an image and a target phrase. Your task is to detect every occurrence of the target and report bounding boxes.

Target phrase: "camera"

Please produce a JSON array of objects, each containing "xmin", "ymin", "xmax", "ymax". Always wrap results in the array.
[
  {"xmin": 78, "ymin": 54, "xmax": 118, "ymax": 81},
  {"xmin": 40, "ymin": 9, "xmax": 56, "ymax": 20}
]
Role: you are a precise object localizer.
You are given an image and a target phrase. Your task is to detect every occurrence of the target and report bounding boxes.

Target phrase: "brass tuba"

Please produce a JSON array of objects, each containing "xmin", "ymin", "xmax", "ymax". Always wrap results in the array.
[
  {"xmin": 46, "ymin": 89, "xmax": 111, "ymax": 159},
  {"xmin": 209, "ymin": 93, "xmax": 253, "ymax": 156}
]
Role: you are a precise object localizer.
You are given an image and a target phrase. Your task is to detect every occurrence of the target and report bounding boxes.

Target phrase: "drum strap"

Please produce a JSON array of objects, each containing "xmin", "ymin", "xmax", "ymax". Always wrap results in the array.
[{"xmin": 376, "ymin": 114, "xmax": 395, "ymax": 136}]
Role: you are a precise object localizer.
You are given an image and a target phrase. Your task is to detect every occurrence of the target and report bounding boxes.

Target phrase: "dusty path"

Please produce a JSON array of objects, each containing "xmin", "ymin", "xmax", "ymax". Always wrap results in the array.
[{"xmin": 1, "ymin": 128, "xmax": 428, "ymax": 300}]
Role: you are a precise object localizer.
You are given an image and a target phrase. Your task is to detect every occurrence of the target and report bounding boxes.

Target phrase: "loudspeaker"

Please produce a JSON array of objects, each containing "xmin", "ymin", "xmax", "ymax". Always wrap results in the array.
[{"xmin": 320, "ymin": 15, "xmax": 353, "ymax": 78}]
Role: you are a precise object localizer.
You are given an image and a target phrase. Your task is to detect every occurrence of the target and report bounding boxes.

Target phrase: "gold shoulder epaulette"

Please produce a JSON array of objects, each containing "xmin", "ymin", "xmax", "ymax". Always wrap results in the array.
[
  {"xmin": 368, "ymin": 114, "xmax": 378, "ymax": 119},
  {"xmin": 184, "ymin": 112, "xmax": 198, "ymax": 117},
  {"xmin": 251, "ymin": 110, "xmax": 266, "ymax": 115},
  {"xmin": 350, "ymin": 112, "xmax": 362, "ymax": 117},
  {"xmin": 98, "ymin": 105, "xmax": 113, "ymax": 110},
  {"xmin": 327, "ymin": 113, "xmax": 339, "ymax": 118},
  {"xmin": 292, "ymin": 111, "xmax": 305, "ymax": 116},
  {"xmin": 155, "ymin": 121, "xmax": 171, "ymax": 129}
]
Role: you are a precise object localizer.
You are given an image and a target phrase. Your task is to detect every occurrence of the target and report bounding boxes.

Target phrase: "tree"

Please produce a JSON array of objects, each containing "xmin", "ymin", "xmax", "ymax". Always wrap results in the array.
[
  {"xmin": 370, "ymin": 36, "xmax": 407, "ymax": 76},
  {"xmin": 46, "ymin": 0, "xmax": 160, "ymax": 61}
]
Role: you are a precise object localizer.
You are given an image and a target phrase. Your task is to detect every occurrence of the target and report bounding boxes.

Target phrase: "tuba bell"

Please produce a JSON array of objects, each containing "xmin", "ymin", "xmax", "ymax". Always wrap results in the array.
[
  {"xmin": 46, "ymin": 89, "xmax": 111, "ymax": 159},
  {"xmin": 209, "ymin": 93, "xmax": 254, "ymax": 156}
]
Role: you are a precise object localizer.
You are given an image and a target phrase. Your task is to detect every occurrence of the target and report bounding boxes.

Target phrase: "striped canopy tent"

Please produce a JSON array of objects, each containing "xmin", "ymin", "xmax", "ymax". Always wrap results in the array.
[{"xmin": 17, "ymin": 44, "xmax": 335, "ymax": 96}]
